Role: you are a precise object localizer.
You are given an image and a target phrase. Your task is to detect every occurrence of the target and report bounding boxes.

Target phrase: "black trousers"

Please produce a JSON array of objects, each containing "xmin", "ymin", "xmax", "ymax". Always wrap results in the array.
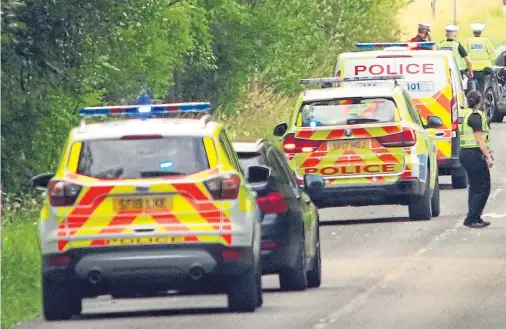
[
  {"xmin": 473, "ymin": 70, "xmax": 486, "ymax": 95},
  {"xmin": 459, "ymin": 148, "xmax": 491, "ymax": 223}
]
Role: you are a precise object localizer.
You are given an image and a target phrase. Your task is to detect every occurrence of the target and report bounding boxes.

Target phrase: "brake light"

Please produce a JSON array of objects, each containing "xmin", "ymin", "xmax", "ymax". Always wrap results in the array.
[
  {"xmin": 48, "ymin": 181, "xmax": 82, "ymax": 206},
  {"xmin": 450, "ymin": 97, "xmax": 458, "ymax": 131},
  {"xmin": 256, "ymin": 192, "xmax": 288, "ymax": 214},
  {"xmin": 204, "ymin": 174, "xmax": 241, "ymax": 200},
  {"xmin": 120, "ymin": 134, "xmax": 163, "ymax": 140},
  {"xmin": 376, "ymin": 127, "xmax": 416, "ymax": 147},
  {"xmin": 49, "ymin": 255, "xmax": 72, "ymax": 266},
  {"xmin": 282, "ymin": 133, "xmax": 322, "ymax": 153},
  {"xmin": 261, "ymin": 241, "xmax": 278, "ymax": 250}
]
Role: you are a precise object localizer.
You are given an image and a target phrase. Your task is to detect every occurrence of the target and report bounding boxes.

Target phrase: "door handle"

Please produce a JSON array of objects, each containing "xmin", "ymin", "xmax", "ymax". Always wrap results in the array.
[{"xmin": 435, "ymin": 132, "xmax": 444, "ymax": 137}]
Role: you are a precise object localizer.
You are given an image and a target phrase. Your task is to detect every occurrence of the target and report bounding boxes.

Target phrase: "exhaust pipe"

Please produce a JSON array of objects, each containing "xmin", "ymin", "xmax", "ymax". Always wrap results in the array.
[
  {"xmin": 189, "ymin": 266, "xmax": 205, "ymax": 281},
  {"xmin": 88, "ymin": 271, "xmax": 103, "ymax": 285}
]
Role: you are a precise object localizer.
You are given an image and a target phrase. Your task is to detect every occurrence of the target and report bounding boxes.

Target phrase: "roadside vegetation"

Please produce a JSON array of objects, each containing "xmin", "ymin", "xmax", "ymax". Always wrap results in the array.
[{"xmin": 1, "ymin": 0, "xmax": 504, "ymax": 328}]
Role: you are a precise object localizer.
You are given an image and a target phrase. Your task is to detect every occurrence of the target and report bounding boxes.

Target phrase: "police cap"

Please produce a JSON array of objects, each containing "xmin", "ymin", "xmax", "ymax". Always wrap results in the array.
[
  {"xmin": 470, "ymin": 23, "xmax": 485, "ymax": 32},
  {"xmin": 444, "ymin": 25, "xmax": 459, "ymax": 32},
  {"xmin": 418, "ymin": 23, "xmax": 431, "ymax": 30}
]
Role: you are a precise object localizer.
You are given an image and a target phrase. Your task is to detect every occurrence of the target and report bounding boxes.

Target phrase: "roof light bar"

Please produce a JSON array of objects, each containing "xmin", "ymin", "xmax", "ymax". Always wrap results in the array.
[
  {"xmin": 300, "ymin": 75, "xmax": 405, "ymax": 85},
  {"xmin": 355, "ymin": 42, "xmax": 435, "ymax": 50},
  {"xmin": 78, "ymin": 102, "xmax": 212, "ymax": 117}
]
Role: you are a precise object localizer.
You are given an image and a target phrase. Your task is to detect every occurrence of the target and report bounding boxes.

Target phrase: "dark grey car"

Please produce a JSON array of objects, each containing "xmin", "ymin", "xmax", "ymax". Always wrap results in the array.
[{"xmin": 483, "ymin": 45, "xmax": 506, "ymax": 123}]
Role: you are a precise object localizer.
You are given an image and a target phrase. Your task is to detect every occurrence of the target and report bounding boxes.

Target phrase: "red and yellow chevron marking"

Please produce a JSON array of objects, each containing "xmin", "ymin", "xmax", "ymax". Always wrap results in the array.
[
  {"xmin": 294, "ymin": 124, "xmax": 403, "ymax": 141},
  {"xmin": 56, "ymin": 170, "xmax": 234, "ymax": 251}
]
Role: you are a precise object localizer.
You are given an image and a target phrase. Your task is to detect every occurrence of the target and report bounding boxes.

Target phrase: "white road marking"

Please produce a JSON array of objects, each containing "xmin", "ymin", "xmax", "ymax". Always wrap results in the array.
[
  {"xmin": 482, "ymin": 213, "xmax": 506, "ymax": 218},
  {"xmin": 490, "ymin": 188, "xmax": 503, "ymax": 200}
]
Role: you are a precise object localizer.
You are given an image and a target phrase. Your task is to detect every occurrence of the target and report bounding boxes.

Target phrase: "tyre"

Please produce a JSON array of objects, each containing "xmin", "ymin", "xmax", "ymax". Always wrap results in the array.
[
  {"xmin": 256, "ymin": 263, "xmax": 263, "ymax": 308},
  {"xmin": 279, "ymin": 236, "xmax": 308, "ymax": 291},
  {"xmin": 431, "ymin": 175, "xmax": 441, "ymax": 217},
  {"xmin": 408, "ymin": 178, "xmax": 432, "ymax": 221},
  {"xmin": 307, "ymin": 227, "xmax": 322, "ymax": 288},
  {"xmin": 42, "ymin": 276, "xmax": 81, "ymax": 321},
  {"xmin": 484, "ymin": 88, "xmax": 505, "ymax": 123},
  {"xmin": 451, "ymin": 171, "xmax": 468, "ymax": 189},
  {"xmin": 227, "ymin": 263, "xmax": 260, "ymax": 312}
]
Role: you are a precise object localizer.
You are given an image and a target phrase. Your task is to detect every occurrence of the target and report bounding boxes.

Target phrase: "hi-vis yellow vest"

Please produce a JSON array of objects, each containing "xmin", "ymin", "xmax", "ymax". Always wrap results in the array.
[
  {"xmin": 460, "ymin": 108, "xmax": 490, "ymax": 149},
  {"xmin": 438, "ymin": 40, "xmax": 466, "ymax": 71},
  {"xmin": 464, "ymin": 37, "xmax": 495, "ymax": 71}
]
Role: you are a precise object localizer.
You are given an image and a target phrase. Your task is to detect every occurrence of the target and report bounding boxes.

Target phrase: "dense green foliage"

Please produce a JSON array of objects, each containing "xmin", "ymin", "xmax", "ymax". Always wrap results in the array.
[{"xmin": 1, "ymin": 0, "xmax": 404, "ymax": 194}]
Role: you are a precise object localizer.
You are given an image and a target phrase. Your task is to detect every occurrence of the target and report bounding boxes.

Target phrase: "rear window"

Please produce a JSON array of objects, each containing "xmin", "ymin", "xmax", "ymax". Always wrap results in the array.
[
  {"xmin": 76, "ymin": 137, "xmax": 209, "ymax": 179},
  {"xmin": 298, "ymin": 97, "xmax": 397, "ymax": 127},
  {"xmin": 236, "ymin": 152, "xmax": 265, "ymax": 175}
]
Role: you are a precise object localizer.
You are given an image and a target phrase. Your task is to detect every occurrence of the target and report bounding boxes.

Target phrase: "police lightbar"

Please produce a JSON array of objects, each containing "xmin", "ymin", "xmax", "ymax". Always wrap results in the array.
[
  {"xmin": 300, "ymin": 75, "xmax": 405, "ymax": 85},
  {"xmin": 355, "ymin": 42, "xmax": 435, "ymax": 50},
  {"xmin": 78, "ymin": 102, "xmax": 212, "ymax": 117}
]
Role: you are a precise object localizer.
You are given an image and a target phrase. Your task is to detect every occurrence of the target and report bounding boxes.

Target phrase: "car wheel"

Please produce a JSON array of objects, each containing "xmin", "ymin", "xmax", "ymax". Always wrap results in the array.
[
  {"xmin": 484, "ymin": 88, "xmax": 505, "ymax": 123},
  {"xmin": 279, "ymin": 236, "xmax": 308, "ymax": 291},
  {"xmin": 451, "ymin": 170, "xmax": 468, "ymax": 189},
  {"xmin": 42, "ymin": 276, "xmax": 80, "ymax": 321},
  {"xmin": 256, "ymin": 262, "xmax": 263, "ymax": 307},
  {"xmin": 307, "ymin": 227, "xmax": 322, "ymax": 288},
  {"xmin": 227, "ymin": 263, "xmax": 259, "ymax": 312},
  {"xmin": 431, "ymin": 175, "xmax": 441, "ymax": 217},
  {"xmin": 408, "ymin": 174, "xmax": 432, "ymax": 221}
]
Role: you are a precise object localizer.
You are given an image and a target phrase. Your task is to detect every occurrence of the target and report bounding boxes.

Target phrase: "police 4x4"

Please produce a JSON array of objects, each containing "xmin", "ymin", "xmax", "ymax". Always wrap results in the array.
[
  {"xmin": 273, "ymin": 76, "xmax": 442, "ymax": 220},
  {"xmin": 32, "ymin": 101, "xmax": 264, "ymax": 320}
]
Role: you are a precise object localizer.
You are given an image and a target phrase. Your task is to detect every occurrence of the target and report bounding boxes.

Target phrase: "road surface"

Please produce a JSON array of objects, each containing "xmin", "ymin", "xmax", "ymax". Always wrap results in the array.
[{"xmin": 16, "ymin": 123, "xmax": 506, "ymax": 329}]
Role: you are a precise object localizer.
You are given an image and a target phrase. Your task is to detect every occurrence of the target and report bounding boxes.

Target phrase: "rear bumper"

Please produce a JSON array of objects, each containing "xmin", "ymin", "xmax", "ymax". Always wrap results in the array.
[
  {"xmin": 260, "ymin": 213, "xmax": 301, "ymax": 274},
  {"xmin": 310, "ymin": 179, "xmax": 426, "ymax": 208},
  {"xmin": 42, "ymin": 244, "xmax": 255, "ymax": 297},
  {"xmin": 437, "ymin": 157, "xmax": 463, "ymax": 176}
]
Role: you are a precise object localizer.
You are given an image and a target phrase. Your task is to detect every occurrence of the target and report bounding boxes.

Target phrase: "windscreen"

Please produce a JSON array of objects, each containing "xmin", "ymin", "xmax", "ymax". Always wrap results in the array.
[
  {"xmin": 77, "ymin": 137, "xmax": 209, "ymax": 179},
  {"xmin": 298, "ymin": 98, "xmax": 397, "ymax": 127},
  {"xmin": 341, "ymin": 56, "xmax": 447, "ymax": 98}
]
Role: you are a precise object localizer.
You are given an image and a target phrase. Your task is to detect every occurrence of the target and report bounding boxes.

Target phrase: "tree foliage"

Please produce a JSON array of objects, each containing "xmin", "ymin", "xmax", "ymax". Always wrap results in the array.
[{"xmin": 1, "ymin": 0, "xmax": 404, "ymax": 193}]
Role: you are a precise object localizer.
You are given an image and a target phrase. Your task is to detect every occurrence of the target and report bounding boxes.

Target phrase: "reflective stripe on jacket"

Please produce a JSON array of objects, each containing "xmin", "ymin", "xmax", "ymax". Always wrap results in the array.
[{"xmin": 438, "ymin": 40, "xmax": 466, "ymax": 71}]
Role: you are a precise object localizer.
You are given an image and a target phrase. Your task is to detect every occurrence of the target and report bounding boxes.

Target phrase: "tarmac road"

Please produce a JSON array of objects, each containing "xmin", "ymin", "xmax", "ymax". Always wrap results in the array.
[{"xmin": 16, "ymin": 123, "xmax": 506, "ymax": 329}]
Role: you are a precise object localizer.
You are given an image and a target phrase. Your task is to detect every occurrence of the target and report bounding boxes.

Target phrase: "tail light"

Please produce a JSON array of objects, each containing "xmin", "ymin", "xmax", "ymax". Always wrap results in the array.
[
  {"xmin": 282, "ymin": 133, "xmax": 322, "ymax": 153},
  {"xmin": 204, "ymin": 174, "xmax": 241, "ymax": 200},
  {"xmin": 376, "ymin": 127, "xmax": 416, "ymax": 148},
  {"xmin": 49, "ymin": 254, "xmax": 72, "ymax": 266},
  {"xmin": 222, "ymin": 249, "xmax": 242, "ymax": 260},
  {"xmin": 450, "ymin": 97, "xmax": 458, "ymax": 131},
  {"xmin": 256, "ymin": 192, "xmax": 288, "ymax": 214},
  {"xmin": 48, "ymin": 181, "xmax": 82, "ymax": 206},
  {"xmin": 261, "ymin": 241, "xmax": 278, "ymax": 250}
]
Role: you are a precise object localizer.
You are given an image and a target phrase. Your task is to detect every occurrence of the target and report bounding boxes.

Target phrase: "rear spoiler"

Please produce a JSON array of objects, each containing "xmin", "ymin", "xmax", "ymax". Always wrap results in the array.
[{"xmin": 300, "ymin": 75, "xmax": 405, "ymax": 86}]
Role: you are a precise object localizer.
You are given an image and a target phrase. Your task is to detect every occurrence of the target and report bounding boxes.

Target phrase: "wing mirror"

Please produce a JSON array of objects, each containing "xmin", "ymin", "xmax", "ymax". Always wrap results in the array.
[
  {"xmin": 273, "ymin": 122, "xmax": 288, "ymax": 137},
  {"xmin": 424, "ymin": 115, "xmax": 443, "ymax": 129},
  {"xmin": 483, "ymin": 67, "xmax": 493, "ymax": 75},
  {"xmin": 303, "ymin": 174, "xmax": 325, "ymax": 194},
  {"xmin": 31, "ymin": 173, "xmax": 54, "ymax": 191}
]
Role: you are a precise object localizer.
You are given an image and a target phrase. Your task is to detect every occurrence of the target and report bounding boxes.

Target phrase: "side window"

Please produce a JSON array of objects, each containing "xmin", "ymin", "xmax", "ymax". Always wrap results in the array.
[
  {"xmin": 272, "ymin": 148, "xmax": 298, "ymax": 188},
  {"xmin": 403, "ymin": 92, "xmax": 423, "ymax": 126},
  {"xmin": 495, "ymin": 52, "xmax": 506, "ymax": 66},
  {"xmin": 219, "ymin": 131, "xmax": 243, "ymax": 175},
  {"xmin": 266, "ymin": 149, "xmax": 290, "ymax": 186}
]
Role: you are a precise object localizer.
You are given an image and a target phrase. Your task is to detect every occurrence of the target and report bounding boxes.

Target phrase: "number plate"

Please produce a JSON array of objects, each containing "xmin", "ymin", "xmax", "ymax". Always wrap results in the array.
[
  {"xmin": 329, "ymin": 139, "xmax": 370, "ymax": 151},
  {"xmin": 404, "ymin": 81, "xmax": 434, "ymax": 92},
  {"xmin": 113, "ymin": 197, "xmax": 173, "ymax": 212}
]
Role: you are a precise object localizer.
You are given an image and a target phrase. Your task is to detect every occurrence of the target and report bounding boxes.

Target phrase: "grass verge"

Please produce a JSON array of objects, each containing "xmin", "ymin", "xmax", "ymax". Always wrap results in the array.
[{"xmin": 1, "ymin": 211, "xmax": 41, "ymax": 329}]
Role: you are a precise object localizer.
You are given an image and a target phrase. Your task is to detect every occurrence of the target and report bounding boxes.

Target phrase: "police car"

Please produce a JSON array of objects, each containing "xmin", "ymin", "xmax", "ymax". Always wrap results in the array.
[
  {"xmin": 31, "ymin": 100, "xmax": 265, "ymax": 320},
  {"xmin": 273, "ymin": 75, "xmax": 442, "ymax": 220}
]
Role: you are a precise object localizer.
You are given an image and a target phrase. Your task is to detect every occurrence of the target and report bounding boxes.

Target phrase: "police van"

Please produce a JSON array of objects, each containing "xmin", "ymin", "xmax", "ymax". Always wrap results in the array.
[{"xmin": 334, "ymin": 42, "xmax": 469, "ymax": 188}]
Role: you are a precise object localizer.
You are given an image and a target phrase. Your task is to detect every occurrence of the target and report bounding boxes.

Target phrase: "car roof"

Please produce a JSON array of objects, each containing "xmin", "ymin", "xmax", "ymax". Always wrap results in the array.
[
  {"xmin": 338, "ymin": 49, "xmax": 453, "ymax": 59},
  {"xmin": 71, "ymin": 118, "xmax": 221, "ymax": 141},
  {"xmin": 232, "ymin": 140, "xmax": 268, "ymax": 154},
  {"xmin": 303, "ymin": 86, "xmax": 399, "ymax": 102}
]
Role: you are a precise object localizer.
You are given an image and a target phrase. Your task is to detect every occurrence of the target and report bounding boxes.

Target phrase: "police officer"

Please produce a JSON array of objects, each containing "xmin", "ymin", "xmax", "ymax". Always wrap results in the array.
[
  {"xmin": 410, "ymin": 23, "xmax": 432, "ymax": 42},
  {"xmin": 464, "ymin": 23, "xmax": 496, "ymax": 94},
  {"xmin": 459, "ymin": 90, "xmax": 493, "ymax": 228},
  {"xmin": 437, "ymin": 25, "xmax": 473, "ymax": 79}
]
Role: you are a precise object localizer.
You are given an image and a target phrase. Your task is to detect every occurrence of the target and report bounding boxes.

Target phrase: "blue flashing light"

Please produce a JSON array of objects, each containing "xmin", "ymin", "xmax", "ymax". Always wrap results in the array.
[
  {"xmin": 355, "ymin": 42, "xmax": 435, "ymax": 50},
  {"xmin": 78, "ymin": 102, "xmax": 212, "ymax": 118}
]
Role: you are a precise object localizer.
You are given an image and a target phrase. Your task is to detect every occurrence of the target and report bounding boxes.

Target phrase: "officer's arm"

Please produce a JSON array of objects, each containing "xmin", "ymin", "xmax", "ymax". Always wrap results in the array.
[
  {"xmin": 458, "ymin": 44, "xmax": 473, "ymax": 73},
  {"xmin": 469, "ymin": 115, "xmax": 492, "ymax": 161}
]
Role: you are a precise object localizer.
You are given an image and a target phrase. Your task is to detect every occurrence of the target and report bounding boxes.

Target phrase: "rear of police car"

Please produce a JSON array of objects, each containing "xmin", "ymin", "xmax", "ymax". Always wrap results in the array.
[
  {"xmin": 335, "ymin": 42, "xmax": 468, "ymax": 188},
  {"xmin": 38, "ymin": 103, "xmax": 262, "ymax": 319},
  {"xmin": 284, "ymin": 82, "xmax": 429, "ymax": 208}
]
